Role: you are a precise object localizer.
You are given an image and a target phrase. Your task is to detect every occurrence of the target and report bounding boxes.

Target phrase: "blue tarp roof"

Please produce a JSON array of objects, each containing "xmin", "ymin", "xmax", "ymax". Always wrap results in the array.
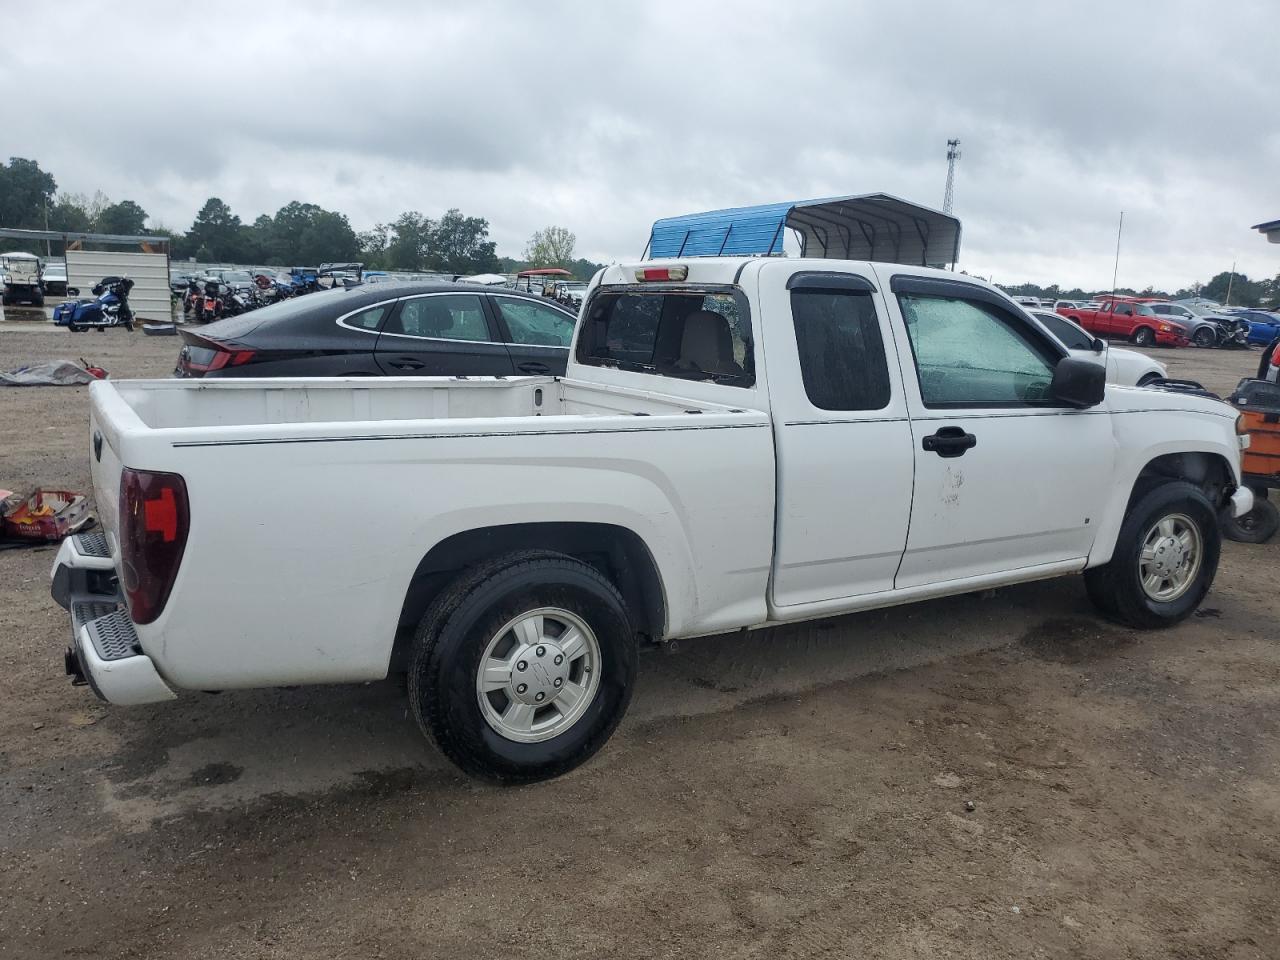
[{"xmin": 647, "ymin": 193, "xmax": 961, "ymax": 268}]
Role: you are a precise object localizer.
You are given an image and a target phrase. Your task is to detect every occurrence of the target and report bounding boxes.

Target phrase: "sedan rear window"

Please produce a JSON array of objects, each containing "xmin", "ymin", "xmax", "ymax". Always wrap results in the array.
[{"xmin": 576, "ymin": 287, "xmax": 754, "ymax": 387}]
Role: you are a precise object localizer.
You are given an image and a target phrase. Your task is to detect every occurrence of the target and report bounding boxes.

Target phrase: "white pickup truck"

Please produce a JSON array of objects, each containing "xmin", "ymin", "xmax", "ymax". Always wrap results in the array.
[{"xmin": 53, "ymin": 257, "xmax": 1253, "ymax": 781}]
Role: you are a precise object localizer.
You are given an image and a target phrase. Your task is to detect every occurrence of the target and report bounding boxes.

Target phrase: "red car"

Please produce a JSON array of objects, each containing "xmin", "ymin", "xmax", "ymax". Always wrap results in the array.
[{"xmin": 1058, "ymin": 298, "xmax": 1188, "ymax": 348}]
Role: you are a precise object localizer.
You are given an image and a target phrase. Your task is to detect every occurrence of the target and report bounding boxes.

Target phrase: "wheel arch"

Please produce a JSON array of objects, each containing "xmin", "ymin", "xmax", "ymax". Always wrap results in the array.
[
  {"xmin": 1088, "ymin": 448, "xmax": 1236, "ymax": 567},
  {"xmin": 391, "ymin": 522, "xmax": 668, "ymax": 671}
]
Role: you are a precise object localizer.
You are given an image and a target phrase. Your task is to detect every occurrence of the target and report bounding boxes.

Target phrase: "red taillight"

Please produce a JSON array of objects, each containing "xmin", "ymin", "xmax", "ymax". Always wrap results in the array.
[
  {"xmin": 182, "ymin": 342, "xmax": 256, "ymax": 374},
  {"xmin": 119, "ymin": 468, "xmax": 189, "ymax": 624},
  {"xmin": 207, "ymin": 349, "xmax": 255, "ymax": 371},
  {"xmin": 634, "ymin": 265, "xmax": 689, "ymax": 282}
]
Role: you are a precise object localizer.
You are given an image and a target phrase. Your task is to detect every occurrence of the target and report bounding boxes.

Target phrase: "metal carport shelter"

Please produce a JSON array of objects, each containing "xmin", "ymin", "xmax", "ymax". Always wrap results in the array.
[
  {"xmin": 0, "ymin": 227, "xmax": 171, "ymax": 321},
  {"xmin": 645, "ymin": 193, "xmax": 962, "ymax": 268}
]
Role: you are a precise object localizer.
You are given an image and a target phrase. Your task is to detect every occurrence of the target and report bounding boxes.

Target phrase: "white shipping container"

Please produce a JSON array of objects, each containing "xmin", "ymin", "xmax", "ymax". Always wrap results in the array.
[{"xmin": 65, "ymin": 249, "xmax": 171, "ymax": 322}]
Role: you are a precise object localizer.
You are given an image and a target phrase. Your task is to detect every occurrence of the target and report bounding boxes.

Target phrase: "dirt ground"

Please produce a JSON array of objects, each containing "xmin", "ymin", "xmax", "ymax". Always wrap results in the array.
[{"xmin": 0, "ymin": 324, "xmax": 1277, "ymax": 959}]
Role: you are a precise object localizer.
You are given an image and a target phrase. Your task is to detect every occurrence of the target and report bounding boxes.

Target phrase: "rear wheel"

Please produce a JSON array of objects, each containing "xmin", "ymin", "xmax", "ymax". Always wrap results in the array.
[
  {"xmin": 1085, "ymin": 481, "xmax": 1220, "ymax": 629},
  {"xmin": 1222, "ymin": 491, "xmax": 1279, "ymax": 544},
  {"xmin": 1132, "ymin": 327, "xmax": 1156, "ymax": 347},
  {"xmin": 408, "ymin": 550, "xmax": 637, "ymax": 782},
  {"xmin": 1192, "ymin": 326, "xmax": 1217, "ymax": 348}
]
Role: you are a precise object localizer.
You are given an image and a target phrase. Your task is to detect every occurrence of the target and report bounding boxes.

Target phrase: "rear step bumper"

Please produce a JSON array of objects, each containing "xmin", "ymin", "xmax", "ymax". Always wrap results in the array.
[{"xmin": 50, "ymin": 534, "xmax": 176, "ymax": 705}]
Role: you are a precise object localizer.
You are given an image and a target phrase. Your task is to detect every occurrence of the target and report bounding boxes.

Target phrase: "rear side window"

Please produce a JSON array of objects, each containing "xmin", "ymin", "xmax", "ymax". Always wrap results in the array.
[
  {"xmin": 576, "ymin": 288, "xmax": 754, "ymax": 387},
  {"xmin": 388, "ymin": 295, "xmax": 489, "ymax": 341},
  {"xmin": 345, "ymin": 305, "xmax": 389, "ymax": 331},
  {"xmin": 495, "ymin": 298, "xmax": 576, "ymax": 346},
  {"xmin": 790, "ymin": 290, "xmax": 891, "ymax": 410}
]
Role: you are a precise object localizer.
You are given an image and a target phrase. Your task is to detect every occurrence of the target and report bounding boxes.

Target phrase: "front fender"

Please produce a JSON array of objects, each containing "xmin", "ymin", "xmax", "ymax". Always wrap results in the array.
[{"xmin": 1087, "ymin": 413, "xmax": 1242, "ymax": 567}]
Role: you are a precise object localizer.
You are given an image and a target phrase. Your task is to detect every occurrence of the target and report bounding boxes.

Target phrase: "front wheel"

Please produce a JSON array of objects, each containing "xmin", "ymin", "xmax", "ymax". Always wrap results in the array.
[
  {"xmin": 1132, "ymin": 327, "xmax": 1156, "ymax": 348},
  {"xmin": 408, "ymin": 550, "xmax": 637, "ymax": 782},
  {"xmin": 1192, "ymin": 327, "xmax": 1217, "ymax": 348},
  {"xmin": 1085, "ymin": 481, "xmax": 1220, "ymax": 629}
]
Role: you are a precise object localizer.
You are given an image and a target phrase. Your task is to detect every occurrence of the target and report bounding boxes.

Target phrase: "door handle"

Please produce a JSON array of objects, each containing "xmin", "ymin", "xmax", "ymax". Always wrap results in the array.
[
  {"xmin": 388, "ymin": 357, "xmax": 425, "ymax": 370},
  {"xmin": 517, "ymin": 361, "xmax": 550, "ymax": 374},
  {"xmin": 922, "ymin": 426, "xmax": 977, "ymax": 458}
]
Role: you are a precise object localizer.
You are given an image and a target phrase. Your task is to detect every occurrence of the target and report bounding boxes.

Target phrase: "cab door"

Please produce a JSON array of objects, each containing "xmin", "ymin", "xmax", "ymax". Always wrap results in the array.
[
  {"xmin": 881, "ymin": 273, "xmax": 1115, "ymax": 588},
  {"xmin": 761, "ymin": 262, "xmax": 916, "ymax": 610},
  {"xmin": 375, "ymin": 292, "xmax": 515, "ymax": 376},
  {"xmin": 488, "ymin": 294, "xmax": 576, "ymax": 376}
]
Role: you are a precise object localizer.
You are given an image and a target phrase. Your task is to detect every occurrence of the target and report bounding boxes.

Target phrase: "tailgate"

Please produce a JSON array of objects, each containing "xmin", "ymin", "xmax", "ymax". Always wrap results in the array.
[{"xmin": 87, "ymin": 381, "xmax": 145, "ymax": 554}]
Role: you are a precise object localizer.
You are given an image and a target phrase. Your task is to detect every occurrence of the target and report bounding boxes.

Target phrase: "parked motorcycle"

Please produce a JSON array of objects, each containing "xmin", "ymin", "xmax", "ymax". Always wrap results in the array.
[
  {"xmin": 197, "ymin": 279, "xmax": 226, "ymax": 323},
  {"xmin": 183, "ymin": 278, "xmax": 204, "ymax": 319},
  {"xmin": 52, "ymin": 277, "xmax": 135, "ymax": 333}
]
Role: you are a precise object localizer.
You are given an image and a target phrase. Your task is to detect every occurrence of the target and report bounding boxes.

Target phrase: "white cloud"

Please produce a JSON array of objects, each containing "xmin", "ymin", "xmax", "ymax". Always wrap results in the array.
[{"xmin": 4, "ymin": 0, "xmax": 1277, "ymax": 288}]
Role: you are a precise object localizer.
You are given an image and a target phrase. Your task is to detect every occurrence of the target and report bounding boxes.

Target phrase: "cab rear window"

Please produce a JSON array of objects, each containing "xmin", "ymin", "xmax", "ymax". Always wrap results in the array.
[{"xmin": 575, "ymin": 287, "xmax": 754, "ymax": 387}]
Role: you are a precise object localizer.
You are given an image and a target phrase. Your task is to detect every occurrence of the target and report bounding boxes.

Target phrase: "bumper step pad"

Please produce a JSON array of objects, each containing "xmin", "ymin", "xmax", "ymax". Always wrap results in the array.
[
  {"xmin": 73, "ymin": 530, "xmax": 110, "ymax": 558},
  {"xmin": 83, "ymin": 609, "xmax": 141, "ymax": 661}
]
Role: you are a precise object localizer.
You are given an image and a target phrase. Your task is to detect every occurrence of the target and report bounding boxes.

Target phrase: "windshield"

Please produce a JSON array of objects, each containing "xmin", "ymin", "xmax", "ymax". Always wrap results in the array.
[
  {"xmin": 221, "ymin": 271, "xmax": 252, "ymax": 282},
  {"xmin": 1134, "ymin": 304, "xmax": 1156, "ymax": 316}
]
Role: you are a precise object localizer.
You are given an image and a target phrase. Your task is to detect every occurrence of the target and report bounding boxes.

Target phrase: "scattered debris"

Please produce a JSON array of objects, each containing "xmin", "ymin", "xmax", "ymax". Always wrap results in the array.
[
  {"xmin": 1, "ymin": 489, "xmax": 90, "ymax": 542},
  {"xmin": 0, "ymin": 359, "xmax": 105, "ymax": 386},
  {"xmin": 964, "ymin": 799, "xmax": 976, "ymax": 812}
]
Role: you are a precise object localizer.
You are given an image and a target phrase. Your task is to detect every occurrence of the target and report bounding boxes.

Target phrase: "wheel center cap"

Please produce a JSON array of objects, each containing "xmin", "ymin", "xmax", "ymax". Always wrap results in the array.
[
  {"xmin": 511, "ymin": 641, "xmax": 569, "ymax": 705},
  {"xmin": 1153, "ymin": 536, "xmax": 1186, "ymax": 575}
]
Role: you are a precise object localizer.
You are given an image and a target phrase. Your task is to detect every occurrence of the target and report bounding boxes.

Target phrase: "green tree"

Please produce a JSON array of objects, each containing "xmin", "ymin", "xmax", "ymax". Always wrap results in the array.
[
  {"xmin": 428, "ymin": 208, "xmax": 499, "ymax": 274},
  {"xmin": 386, "ymin": 212, "xmax": 433, "ymax": 270},
  {"xmin": 1202, "ymin": 271, "xmax": 1262, "ymax": 307},
  {"xmin": 358, "ymin": 222, "xmax": 392, "ymax": 269},
  {"xmin": 186, "ymin": 198, "xmax": 242, "ymax": 261},
  {"xmin": 0, "ymin": 157, "xmax": 57, "ymax": 229},
  {"xmin": 47, "ymin": 194, "xmax": 92, "ymax": 234},
  {"xmin": 96, "ymin": 200, "xmax": 149, "ymax": 235},
  {"xmin": 524, "ymin": 225, "xmax": 576, "ymax": 268},
  {"xmin": 297, "ymin": 210, "xmax": 360, "ymax": 264}
]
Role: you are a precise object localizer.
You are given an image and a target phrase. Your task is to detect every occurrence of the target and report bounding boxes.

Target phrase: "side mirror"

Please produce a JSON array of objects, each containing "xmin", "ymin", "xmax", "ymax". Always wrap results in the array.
[
  {"xmin": 1052, "ymin": 355, "xmax": 1106, "ymax": 408},
  {"xmin": 1091, "ymin": 337, "xmax": 1106, "ymax": 353}
]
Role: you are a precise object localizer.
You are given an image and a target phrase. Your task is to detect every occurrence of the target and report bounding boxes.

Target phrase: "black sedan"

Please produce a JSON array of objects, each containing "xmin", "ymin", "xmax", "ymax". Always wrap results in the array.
[{"xmin": 176, "ymin": 282, "xmax": 578, "ymax": 378}]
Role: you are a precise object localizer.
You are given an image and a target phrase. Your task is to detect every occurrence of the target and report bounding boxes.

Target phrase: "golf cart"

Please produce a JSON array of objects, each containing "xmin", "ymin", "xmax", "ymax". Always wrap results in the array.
[
  {"xmin": 1, "ymin": 251, "xmax": 44, "ymax": 306},
  {"xmin": 513, "ymin": 267, "xmax": 572, "ymax": 297}
]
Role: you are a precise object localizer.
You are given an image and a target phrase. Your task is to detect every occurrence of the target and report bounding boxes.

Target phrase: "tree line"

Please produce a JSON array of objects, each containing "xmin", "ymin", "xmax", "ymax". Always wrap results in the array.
[
  {"xmin": 1000, "ymin": 271, "xmax": 1279, "ymax": 309},
  {"xmin": 0, "ymin": 156, "xmax": 603, "ymax": 279}
]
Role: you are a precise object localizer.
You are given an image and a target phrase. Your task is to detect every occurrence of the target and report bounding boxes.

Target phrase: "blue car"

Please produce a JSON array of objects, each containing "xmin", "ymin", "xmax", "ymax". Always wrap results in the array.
[{"xmin": 1229, "ymin": 309, "xmax": 1280, "ymax": 345}]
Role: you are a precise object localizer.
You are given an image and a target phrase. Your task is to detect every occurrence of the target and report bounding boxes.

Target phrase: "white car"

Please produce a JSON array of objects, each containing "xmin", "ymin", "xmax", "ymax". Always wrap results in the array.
[
  {"xmin": 1030, "ymin": 310, "xmax": 1166, "ymax": 385},
  {"xmin": 53, "ymin": 256, "xmax": 1251, "ymax": 782}
]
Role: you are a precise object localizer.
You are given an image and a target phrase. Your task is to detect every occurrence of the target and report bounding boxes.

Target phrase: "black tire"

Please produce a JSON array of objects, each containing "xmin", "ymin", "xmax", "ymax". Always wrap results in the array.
[
  {"xmin": 408, "ymin": 550, "xmax": 637, "ymax": 783},
  {"xmin": 1085, "ymin": 481, "xmax": 1220, "ymax": 629},
  {"xmin": 96, "ymin": 326, "xmax": 105, "ymax": 333},
  {"xmin": 68, "ymin": 323, "xmax": 81, "ymax": 333},
  {"xmin": 1192, "ymin": 327, "xmax": 1217, "ymax": 348},
  {"xmin": 1132, "ymin": 327, "xmax": 1156, "ymax": 348},
  {"xmin": 1222, "ymin": 493, "xmax": 1279, "ymax": 544},
  {"xmin": 1137, "ymin": 373, "xmax": 1161, "ymax": 387},
  {"xmin": 123, "ymin": 321, "xmax": 134, "ymax": 332}
]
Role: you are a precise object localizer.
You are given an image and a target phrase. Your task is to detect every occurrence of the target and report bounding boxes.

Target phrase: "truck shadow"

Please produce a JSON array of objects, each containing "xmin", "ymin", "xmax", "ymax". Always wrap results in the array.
[{"xmin": 97, "ymin": 576, "xmax": 1092, "ymax": 824}]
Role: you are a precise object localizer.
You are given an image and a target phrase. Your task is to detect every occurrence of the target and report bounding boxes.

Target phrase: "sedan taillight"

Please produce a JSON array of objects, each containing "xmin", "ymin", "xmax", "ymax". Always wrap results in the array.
[{"xmin": 119, "ymin": 468, "xmax": 189, "ymax": 624}]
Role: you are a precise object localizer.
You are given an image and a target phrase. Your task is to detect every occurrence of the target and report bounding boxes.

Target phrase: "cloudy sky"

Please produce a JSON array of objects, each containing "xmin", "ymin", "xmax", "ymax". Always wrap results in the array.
[{"xmin": 5, "ymin": 0, "xmax": 1278, "ymax": 290}]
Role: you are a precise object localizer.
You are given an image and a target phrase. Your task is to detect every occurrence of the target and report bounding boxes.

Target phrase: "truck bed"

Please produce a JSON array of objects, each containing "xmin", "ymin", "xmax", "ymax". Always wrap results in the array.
[{"xmin": 109, "ymin": 376, "xmax": 736, "ymax": 430}]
